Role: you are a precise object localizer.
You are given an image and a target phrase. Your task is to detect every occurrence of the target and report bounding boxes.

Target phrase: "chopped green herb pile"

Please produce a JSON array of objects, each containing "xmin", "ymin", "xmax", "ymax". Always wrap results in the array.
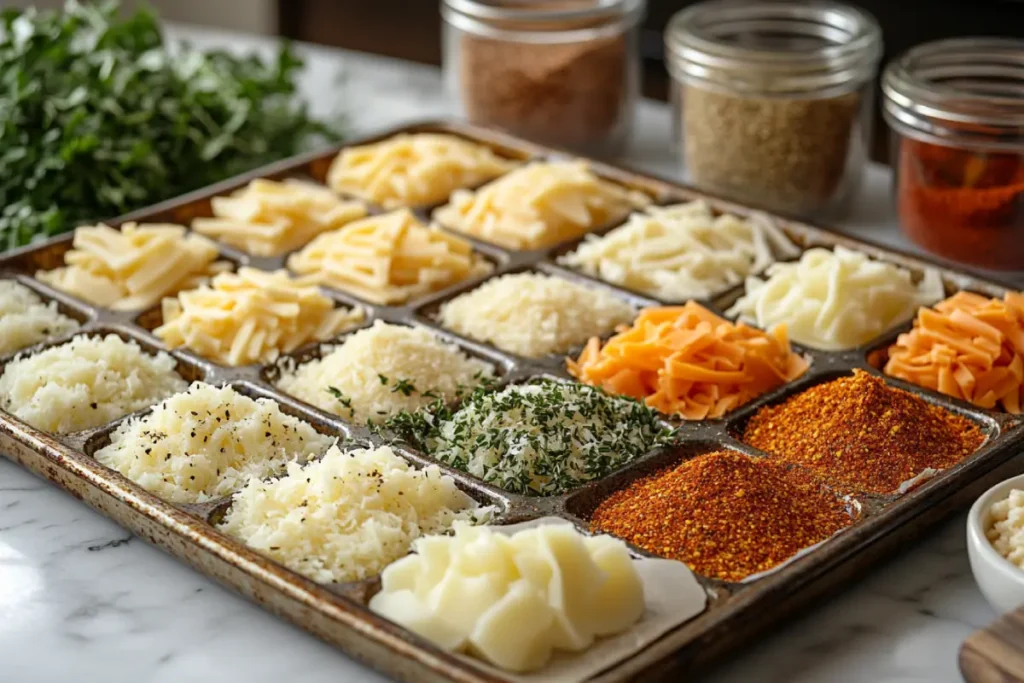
[
  {"xmin": 382, "ymin": 379, "xmax": 674, "ymax": 496},
  {"xmin": 0, "ymin": 0, "xmax": 341, "ymax": 249}
]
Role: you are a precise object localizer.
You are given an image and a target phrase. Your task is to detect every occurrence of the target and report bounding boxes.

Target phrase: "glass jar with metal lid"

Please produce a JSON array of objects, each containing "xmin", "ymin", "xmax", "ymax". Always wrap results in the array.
[
  {"xmin": 441, "ymin": 0, "xmax": 645, "ymax": 157},
  {"xmin": 883, "ymin": 37, "xmax": 1024, "ymax": 271},
  {"xmin": 664, "ymin": 0, "xmax": 882, "ymax": 219}
]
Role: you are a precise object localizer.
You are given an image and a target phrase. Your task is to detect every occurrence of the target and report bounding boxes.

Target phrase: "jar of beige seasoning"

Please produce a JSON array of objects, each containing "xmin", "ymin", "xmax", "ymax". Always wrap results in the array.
[
  {"xmin": 441, "ymin": 0, "xmax": 645, "ymax": 157},
  {"xmin": 665, "ymin": 0, "xmax": 882, "ymax": 219}
]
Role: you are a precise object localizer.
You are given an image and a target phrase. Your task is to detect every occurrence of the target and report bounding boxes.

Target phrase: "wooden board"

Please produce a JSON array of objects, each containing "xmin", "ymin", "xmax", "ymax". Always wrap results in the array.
[{"xmin": 962, "ymin": 609, "xmax": 1024, "ymax": 683}]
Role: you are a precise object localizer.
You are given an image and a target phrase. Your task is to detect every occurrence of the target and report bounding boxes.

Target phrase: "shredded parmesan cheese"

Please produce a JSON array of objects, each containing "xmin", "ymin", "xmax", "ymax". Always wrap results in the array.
[
  {"xmin": 433, "ymin": 161, "xmax": 651, "ymax": 250},
  {"xmin": 559, "ymin": 201, "xmax": 799, "ymax": 300},
  {"xmin": 0, "ymin": 334, "xmax": 186, "ymax": 433},
  {"xmin": 192, "ymin": 179, "xmax": 367, "ymax": 257},
  {"xmin": 155, "ymin": 268, "xmax": 364, "ymax": 366},
  {"xmin": 36, "ymin": 222, "xmax": 229, "ymax": 311},
  {"xmin": 0, "ymin": 281, "xmax": 79, "ymax": 356},
  {"xmin": 326, "ymin": 133, "xmax": 517, "ymax": 208},
  {"xmin": 277, "ymin": 320, "xmax": 494, "ymax": 423},
  {"xmin": 287, "ymin": 209, "xmax": 492, "ymax": 305},
  {"xmin": 94, "ymin": 383, "xmax": 333, "ymax": 503},
  {"xmin": 438, "ymin": 272, "xmax": 635, "ymax": 358},
  {"xmin": 218, "ymin": 444, "xmax": 491, "ymax": 583}
]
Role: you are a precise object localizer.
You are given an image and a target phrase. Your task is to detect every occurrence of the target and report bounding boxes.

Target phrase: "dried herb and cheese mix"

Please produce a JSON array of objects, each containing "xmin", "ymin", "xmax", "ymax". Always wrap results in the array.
[{"xmin": 382, "ymin": 379, "xmax": 672, "ymax": 496}]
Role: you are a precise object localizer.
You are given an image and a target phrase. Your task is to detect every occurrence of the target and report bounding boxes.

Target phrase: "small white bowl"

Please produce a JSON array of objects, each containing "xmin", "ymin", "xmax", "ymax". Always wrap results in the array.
[{"xmin": 967, "ymin": 472, "xmax": 1024, "ymax": 614}]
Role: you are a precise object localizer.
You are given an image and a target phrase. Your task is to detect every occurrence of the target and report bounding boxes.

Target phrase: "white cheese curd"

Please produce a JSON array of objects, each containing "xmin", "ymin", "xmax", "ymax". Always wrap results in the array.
[{"xmin": 988, "ymin": 488, "xmax": 1024, "ymax": 568}]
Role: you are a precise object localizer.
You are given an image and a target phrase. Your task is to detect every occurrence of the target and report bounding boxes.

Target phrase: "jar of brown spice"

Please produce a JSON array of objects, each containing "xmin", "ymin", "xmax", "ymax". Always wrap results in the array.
[
  {"xmin": 441, "ymin": 0, "xmax": 645, "ymax": 156},
  {"xmin": 665, "ymin": 0, "xmax": 882, "ymax": 219}
]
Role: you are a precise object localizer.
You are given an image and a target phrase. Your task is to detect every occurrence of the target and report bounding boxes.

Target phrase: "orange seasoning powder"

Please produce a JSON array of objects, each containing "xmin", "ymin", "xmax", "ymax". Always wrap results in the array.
[
  {"xmin": 742, "ymin": 370, "xmax": 985, "ymax": 494},
  {"xmin": 881, "ymin": 291, "xmax": 1024, "ymax": 414},
  {"xmin": 568, "ymin": 302, "xmax": 807, "ymax": 419},
  {"xmin": 590, "ymin": 450, "xmax": 853, "ymax": 582}
]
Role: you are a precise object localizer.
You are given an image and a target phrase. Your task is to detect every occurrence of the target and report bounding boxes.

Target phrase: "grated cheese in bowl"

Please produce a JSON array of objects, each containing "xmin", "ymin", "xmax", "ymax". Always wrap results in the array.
[{"xmin": 94, "ymin": 383, "xmax": 334, "ymax": 503}]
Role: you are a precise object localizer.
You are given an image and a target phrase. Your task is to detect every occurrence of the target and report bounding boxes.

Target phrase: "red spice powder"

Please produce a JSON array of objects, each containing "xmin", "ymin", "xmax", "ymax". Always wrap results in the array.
[
  {"xmin": 589, "ymin": 450, "xmax": 853, "ymax": 582},
  {"xmin": 897, "ymin": 138, "xmax": 1024, "ymax": 270},
  {"xmin": 742, "ymin": 370, "xmax": 985, "ymax": 494}
]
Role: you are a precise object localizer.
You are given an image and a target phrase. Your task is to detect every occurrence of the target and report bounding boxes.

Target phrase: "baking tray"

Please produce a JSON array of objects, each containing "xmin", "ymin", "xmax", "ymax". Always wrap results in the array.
[{"xmin": 1, "ymin": 120, "xmax": 1022, "ymax": 683}]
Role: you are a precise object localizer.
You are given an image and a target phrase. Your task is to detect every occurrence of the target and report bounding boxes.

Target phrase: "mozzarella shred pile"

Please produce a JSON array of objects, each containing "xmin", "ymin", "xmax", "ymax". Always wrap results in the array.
[
  {"xmin": 370, "ymin": 523, "xmax": 644, "ymax": 673},
  {"xmin": 0, "ymin": 280, "xmax": 79, "ymax": 356},
  {"xmin": 94, "ymin": 383, "xmax": 333, "ymax": 503},
  {"xmin": 0, "ymin": 334, "xmax": 185, "ymax": 434},
  {"xmin": 433, "ymin": 161, "xmax": 651, "ymax": 250},
  {"xmin": 193, "ymin": 178, "xmax": 368, "ymax": 257},
  {"xmin": 36, "ymin": 222, "xmax": 229, "ymax": 311},
  {"xmin": 217, "ymin": 444, "xmax": 490, "ymax": 584},
  {"xmin": 326, "ymin": 132, "xmax": 518, "ymax": 208},
  {"xmin": 438, "ymin": 273, "xmax": 635, "ymax": 358},
  {"xmin": 276, "ymin": 321, "xmax": 493, "ymax": 424},
  {"xmin": 559, "ymin": 200, "xmax": 799, "ymax": 300},
  {"xmin": 155, "ymin": 268, "xmax": 364, "ymax": 366},
  {"xmin": 727, "ymin": 246, "xmax": 944, "ymax": 351}
]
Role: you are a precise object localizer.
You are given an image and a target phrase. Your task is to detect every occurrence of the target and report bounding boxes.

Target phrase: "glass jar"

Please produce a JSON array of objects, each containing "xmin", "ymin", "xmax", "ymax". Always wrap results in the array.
[
  {"xmin": 883, "ymin": 38, "xmax": 1024, "ymax": 272},
  {"xmin": 664, "ymin": 0, "xmax": 882, "ymax": 220},
  {"xmin": 441, "ymin": 0, "xmax": 645, "ymax": 157}
]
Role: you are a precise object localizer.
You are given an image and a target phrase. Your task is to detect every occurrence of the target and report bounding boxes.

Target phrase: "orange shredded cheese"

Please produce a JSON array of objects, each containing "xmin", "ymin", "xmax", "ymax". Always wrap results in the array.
[
  {"xmin": 883, "ymin": 291, "xmax": 1024, "ymax": 414},
  {"xmin": 567, "ymin": 302, "xmax": 808, "ymax": 419}
]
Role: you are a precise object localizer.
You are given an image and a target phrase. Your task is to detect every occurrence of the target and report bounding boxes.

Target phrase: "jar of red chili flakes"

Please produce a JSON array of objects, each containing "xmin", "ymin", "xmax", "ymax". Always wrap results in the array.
[{"xmin": 883, "ymin": 38, "xmax": 1024, "ymax": 271}]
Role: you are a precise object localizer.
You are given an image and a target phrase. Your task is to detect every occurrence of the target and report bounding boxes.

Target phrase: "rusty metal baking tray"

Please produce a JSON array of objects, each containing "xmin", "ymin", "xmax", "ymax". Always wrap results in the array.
[{"xmin": 1, "ymin": 120, "xmax": 1021, "ymax": 683}]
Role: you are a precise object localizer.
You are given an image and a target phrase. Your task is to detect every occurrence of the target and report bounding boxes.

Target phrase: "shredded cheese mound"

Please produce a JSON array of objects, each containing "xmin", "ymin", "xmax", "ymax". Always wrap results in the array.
[
  {"xmin": 36, "ymin": 222, "xmax": 229, "ymax": 311},
  {"xmin": 438, "ymin": 272, "xmax": 634, "ymax": 358},
  {"xmin": 370, "ymin": 523, "xmax": 644, "ymax": 673},
  {"xmin": 218, "ymin": 444, "xmax": 491, "ymax": 583},
  {"xmin": 883, "ymin": 291, "xmax": 1024, "ymax": 414},
  {"xmin": 988, "ymin": 488, "xmax": 1024, "ymax": 569},
  {"xmin": 192, "ymin": 179, "xmax": 367, "ymax": 257},
  {"xmin": 287, "ymin": 209, "xmax": 492, "ymax": 305},
  {"xmin": 326, "ymin": 133, "xmax": 518, "ymax": 208},
  {"xmin": 155, "ymin": 268, "xmax": 364, "ymax": 367},
  {"xmin": 0, "ymin": 281, "xmax": 80, "ymax": 356},
  {"xmin": 94, "ymin": 383, "xmax": 333, "ymax": 503},
  {"xmin": 392, "ymin": 381, "xmax": 670, "ymax": 496},
  {"xmin": 559, "ymin": 201, "xmax": 799, "ymax": 300},
  {"xmin": 277, "ymin": 320, "xmax": 494, "ymax": 424},
  {"xmin": 0, "ymin": 334, "xmax": 186, "ymax": 434},
  {"xmin": 570, "ymin": 303, "xmax": 808, "ymax": 419},
  {"xmin": 727, "ymin": 246, "xmax": 944, "ymax": 351},
  {"xmin": 433, "ymin": 161, "xmax": 651, "ymax": 250}
]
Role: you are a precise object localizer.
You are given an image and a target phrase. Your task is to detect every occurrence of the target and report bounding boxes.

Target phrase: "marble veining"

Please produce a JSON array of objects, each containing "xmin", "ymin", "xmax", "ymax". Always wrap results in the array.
[{"xmin": 1, "ymin": 20, "xmax": 1019, "ymax": 683}]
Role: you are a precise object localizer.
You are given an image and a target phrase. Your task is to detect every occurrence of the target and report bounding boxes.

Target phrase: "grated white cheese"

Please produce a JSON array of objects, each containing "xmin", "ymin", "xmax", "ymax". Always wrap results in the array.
[
  {"xmin": 988, "ymin": 488, "xmax": 1024, "ymax": 569},
  {"xmin": 438, "ymin": 272, "xmax": 635, "ymax": 358},
  {"xmin": 276, "ymin": 320, "xmax": 493, "ymax": 424},
  {"xmin": 94, "ymin": 383, "xmax": 333, "ymax": 503},
  {"xmin": 218, "ymin": 444, "xmax": 491, "ymax": 583},
  {"xmin": 0, "ymin": 281, "xmax": 80, "ymax": 356},
  {"xmin": 0, "ymin": 334, "xmax": 186, "ymax": 434},
  {"xmin": 559, "ymin": 201, "xmax": 799, "ymax": 300}
]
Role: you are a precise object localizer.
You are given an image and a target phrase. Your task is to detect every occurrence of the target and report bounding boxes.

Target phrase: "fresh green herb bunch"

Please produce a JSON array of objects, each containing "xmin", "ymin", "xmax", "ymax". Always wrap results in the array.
[
  {"xmin": 0, "ymin": 0, "xmax": 341, "ymax": 249},
  {"xmin": 382, "ymin": 379, "xmax": 674, "ymax": 496}
]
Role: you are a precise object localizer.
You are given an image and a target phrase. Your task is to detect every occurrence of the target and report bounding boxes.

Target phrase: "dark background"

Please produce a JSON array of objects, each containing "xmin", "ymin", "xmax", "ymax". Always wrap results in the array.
[{"xmin": 278, "ymin": 0, "xmax": 1024, "ymax": 163}]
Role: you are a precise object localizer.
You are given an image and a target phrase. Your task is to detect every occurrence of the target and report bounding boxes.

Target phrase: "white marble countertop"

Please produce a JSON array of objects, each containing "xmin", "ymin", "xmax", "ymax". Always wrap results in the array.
[{"xmin": 2, "ymin": 22, "xmax": 1021, "ymax": 683}]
